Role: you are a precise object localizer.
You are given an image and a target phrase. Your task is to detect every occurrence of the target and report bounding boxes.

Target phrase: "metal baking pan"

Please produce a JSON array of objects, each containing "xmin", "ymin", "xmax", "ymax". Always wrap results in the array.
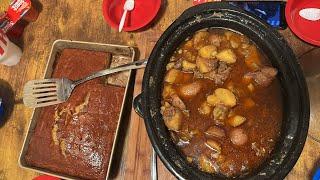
[{"xmin": 19, "ymin": 40, "xmax": 135, "ymax": 180}]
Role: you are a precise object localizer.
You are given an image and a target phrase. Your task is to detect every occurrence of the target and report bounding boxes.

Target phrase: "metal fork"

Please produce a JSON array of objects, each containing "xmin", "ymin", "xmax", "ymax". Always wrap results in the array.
[{"xmin": 23, "ymin": 59, "xmax": 147, "ymax": 108}]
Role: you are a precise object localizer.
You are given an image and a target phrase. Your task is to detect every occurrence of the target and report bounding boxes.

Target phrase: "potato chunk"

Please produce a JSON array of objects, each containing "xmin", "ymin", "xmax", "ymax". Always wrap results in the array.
[
  {"xmin": 199, "ymin": 155, "xmax": 215, "ymax": 173},
  {"xmin": 166, "ymin": 62, "xmax": 175, "ymax": 70},
  {"xmin": 193, "ymin": 31, "xmax": 209, "ymax": 49},
  {"xmin": 207, "ymin": 94, "xmax": 220, "ymax": 106},
  {"xmin": 164, "ymin": 69, "xmax": 180, "ymax": 83},
  {"xmin": 199, "ymin": 45, "xmax": 217, "ymax": 59},
  {"xmin": 216, "ymin": 88, "xmax": 237, "ymax": 107},
  {"xmin": 164, "ymin": 69, "xmax": 193, "ymax": 84},
  {"xmin": 162, "ymin": 107, "xmax": 183, "ymax": 131},
  {"xmin": 199, "ymin": 102, "xmax": 212, "ymax": 115},
  {"xmin": 230, "ymin": 128, "xmax": 248, "ymax": 146},
  {"xmin": 182, "ymin": 60, "xmax": 196, "ymax": 71},
  {"xmin": 184, "ymin": 39, "xmax": 193, "ymax": 49},
  {"xmin": 216, "ymin": 49, "xmax": 237, "ymax": 64},
  {"xmin": 178, "ymin": 81, "xmax": 202, "ymax": 99},
  {"xmin": 196, "ymin": 57, "xmax": 217, "ymax": 73},
  {"xmin": 183, "ymin": 51, "xmax": 197, "ymax": 62},
  {"xmin": 162, "ymin": 84, "xmax": 176, "ymax": 99},
  {"xmin": 228, "ymin": 115, "xmax": 246, "ymax": 127},
  {"xmin": 165, "ymin": 111, "xmax": 182, "ymax": 131},
  {"xmin": 207, "ymin": 88, "xmax": 237, "ymax": 107}
]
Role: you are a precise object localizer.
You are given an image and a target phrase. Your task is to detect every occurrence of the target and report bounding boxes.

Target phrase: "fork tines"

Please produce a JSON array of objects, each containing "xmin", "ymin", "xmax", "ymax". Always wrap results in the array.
[{"xmin": 23, "ymin": 79, "xmax": 63, "ymax": 108}]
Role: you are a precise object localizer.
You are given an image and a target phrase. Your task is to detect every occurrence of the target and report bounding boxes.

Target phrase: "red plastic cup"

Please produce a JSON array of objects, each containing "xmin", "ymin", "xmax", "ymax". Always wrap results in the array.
[
  {"xmin": 285, "ymin": 0, "xmax": 320, "ymax": 46},
  {"xmin": 102, "ymin": 0, "xmax": 161, "ymax": 31}
]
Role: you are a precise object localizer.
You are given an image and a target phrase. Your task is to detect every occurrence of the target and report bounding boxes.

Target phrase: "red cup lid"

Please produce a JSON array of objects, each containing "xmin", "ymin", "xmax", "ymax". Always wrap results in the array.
[
  {"xmin": 102, "ymin": 0, "xmax": 161, "ymax": 31},
  {"xmin": 285, "ymin": 0, "xmax": 320, "ymax": 46}
]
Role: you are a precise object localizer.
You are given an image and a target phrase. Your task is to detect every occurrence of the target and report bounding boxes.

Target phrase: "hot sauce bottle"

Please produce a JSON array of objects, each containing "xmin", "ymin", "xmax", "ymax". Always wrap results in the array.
[{"xmin": 0, "ymin": 0, "xmax": 39, "ymax": 39}]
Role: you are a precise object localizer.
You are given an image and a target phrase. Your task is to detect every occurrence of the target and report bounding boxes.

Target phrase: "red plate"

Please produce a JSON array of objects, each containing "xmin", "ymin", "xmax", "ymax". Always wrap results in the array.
[
  {"xmin": 33, "ymin": 175, "xmax": 60, "ymax": 180},
  {"xmin": 102, "ymin": 0, "xmax": 161, "ymax": 31},
  {"xmin": 285, "ymin": 0, "xmax": 320, "ymax": 46},
  {"xmin": 193, "ymin": 0, "xmax": 221, "ymax": 5}
]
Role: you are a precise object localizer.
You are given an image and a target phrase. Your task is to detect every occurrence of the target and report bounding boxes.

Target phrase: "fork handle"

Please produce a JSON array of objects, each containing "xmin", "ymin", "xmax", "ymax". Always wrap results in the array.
[{"xmin": 73, "ymin": 59, "xmax": 148, "ymax": 87}]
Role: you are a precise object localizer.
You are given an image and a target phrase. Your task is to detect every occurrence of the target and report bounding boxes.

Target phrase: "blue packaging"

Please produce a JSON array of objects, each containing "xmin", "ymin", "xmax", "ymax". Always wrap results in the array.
[
  {"xmin": 0, "ymin": 98, "xmax": 4, "ymax": 122},
  {"xmin": 229, "ymin": 1, "xmax": 285, "ymax": 28},
  {"xmin": 314, "ymin": 168, "xmax": 320, "ymax": 180}
]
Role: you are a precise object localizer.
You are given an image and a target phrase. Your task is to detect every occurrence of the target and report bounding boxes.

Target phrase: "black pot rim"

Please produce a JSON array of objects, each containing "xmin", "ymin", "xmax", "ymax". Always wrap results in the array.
[{"xmin": 140, "ymin": 2, "xmax": 310, "ymax": 179}]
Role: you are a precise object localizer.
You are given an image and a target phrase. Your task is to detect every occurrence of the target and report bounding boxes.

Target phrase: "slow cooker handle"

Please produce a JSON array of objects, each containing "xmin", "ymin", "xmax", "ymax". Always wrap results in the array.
[
  {"xmin": 133, "ymin": 93, "xmax": 143, "ymax": 117},
  {"xmin": 132, "ymin": 93, "xmax": 158, "ymax": 180}
]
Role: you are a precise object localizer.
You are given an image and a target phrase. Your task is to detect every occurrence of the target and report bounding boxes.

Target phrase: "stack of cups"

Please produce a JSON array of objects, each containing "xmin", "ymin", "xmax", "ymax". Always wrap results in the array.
[{"xmin": 0, "ymin": 30, "xmax": 22, "ymax": 66}]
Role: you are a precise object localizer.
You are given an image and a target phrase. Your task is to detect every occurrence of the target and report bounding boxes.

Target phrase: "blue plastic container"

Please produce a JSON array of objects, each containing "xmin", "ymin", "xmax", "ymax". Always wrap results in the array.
[
  {"xmin": 314, "ymin": 168, "xmax": 320, "ymax": 180},
  {"xmin": 0, "ymin": 98, "xmax": 4, "ymax": 122}
]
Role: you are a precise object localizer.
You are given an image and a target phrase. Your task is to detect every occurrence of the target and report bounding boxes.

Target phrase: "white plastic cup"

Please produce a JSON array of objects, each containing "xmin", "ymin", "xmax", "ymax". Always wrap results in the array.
[{"xmin": 0, "ymin": 30, "xmax": 22, "ymax": 66}]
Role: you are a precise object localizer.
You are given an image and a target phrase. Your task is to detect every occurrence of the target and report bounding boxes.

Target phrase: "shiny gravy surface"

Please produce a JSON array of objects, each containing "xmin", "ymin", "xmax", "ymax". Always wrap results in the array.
[{"xmin": 161, "ymin": 29, "xmax": 283, "ymax": 177}]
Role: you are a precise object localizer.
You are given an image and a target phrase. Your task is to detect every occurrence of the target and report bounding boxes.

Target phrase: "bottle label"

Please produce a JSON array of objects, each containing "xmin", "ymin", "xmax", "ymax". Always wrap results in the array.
[
  {"xmin": 0, "ymin": 0, "xmax": 31, "ymax": 33},
  {"xmin": 0, "ymin": 30, "xmax": 8, "ymax": 57}
]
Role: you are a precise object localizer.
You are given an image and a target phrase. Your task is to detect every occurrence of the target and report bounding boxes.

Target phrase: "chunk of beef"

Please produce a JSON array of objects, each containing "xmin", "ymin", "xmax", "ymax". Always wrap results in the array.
[
  {"xmin": 174, "ymin": 60, "xmax": 182, "ymax": 69},
  {"xmin": 218, "ymin": 62, "xmax": 231, "ymax": 75},
  {"xmin": 209, "ymin": 34, "xmax": 221, "ymax": 47},
  {"xmin": 196, "ymin": 56, "xmax": 218, "ymax": 73},
  {"xmin": 161, "ymin": 105, "xmax": 175, "ymax": 120},
  {"xmin": 194, "ymin": 70, "xmax": 204, "ymax": 79},
  {"xmin": 161, "ymin": 106, "xmax": 183, "ymax": 131},
  {"xmin": 171, "ymin": 94, "xmax": 186, "ymax": 110},
  {"xmin": 202, "ymin": 62, "xmax": 231, "ymax": 85},
  {"xmin": 261, "ymin": 66, "xmax": 278, "ymax": 77},
  {"xmin": 176, "ymin": 128, "xmax": 200, "ymax": 144},
  {"xmin": 217, "ymin": 62, "xmax": 232, "ymax": 83},
  {"xmin": 244, "ymin": 67, "xmax": 278, "ymax": 87},
  {"xmin": 205, "ymin": 126, "xmax": 226, "ymax": 138}
]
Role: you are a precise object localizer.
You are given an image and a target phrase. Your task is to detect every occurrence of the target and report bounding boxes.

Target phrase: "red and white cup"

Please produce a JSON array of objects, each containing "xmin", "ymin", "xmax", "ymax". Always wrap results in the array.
[{"xmin": 0, "ymin": 30, "xmax": 22, "ymax": 66}]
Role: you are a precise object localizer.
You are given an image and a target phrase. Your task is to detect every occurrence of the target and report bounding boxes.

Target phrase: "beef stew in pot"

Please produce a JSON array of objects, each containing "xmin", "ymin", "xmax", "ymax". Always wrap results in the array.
[{"xmin": 161, "ymin": 29, "xmax": 283, "ymax": 177}]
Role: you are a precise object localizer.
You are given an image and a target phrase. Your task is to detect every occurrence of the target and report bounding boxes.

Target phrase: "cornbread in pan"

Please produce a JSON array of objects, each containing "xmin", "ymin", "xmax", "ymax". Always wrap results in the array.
[
  {"xmin": 24, "ymin": 49, "xmax": 125, "ymax": 180},
  {"xmin": 107, "ymin": 55, "xmax": 132, "ymax": 87}
]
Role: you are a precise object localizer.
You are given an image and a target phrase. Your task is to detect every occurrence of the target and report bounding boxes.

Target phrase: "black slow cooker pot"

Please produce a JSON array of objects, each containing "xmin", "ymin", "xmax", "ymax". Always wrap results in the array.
[{"xmin": 134, "ymin": 2, "xmax": 310, "ymax": 179}]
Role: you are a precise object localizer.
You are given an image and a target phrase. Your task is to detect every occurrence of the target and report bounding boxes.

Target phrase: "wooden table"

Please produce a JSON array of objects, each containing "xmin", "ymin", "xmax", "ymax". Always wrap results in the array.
[{"xmin": 0, "ymin": 1, "xmax": 319, "ymax": 179}]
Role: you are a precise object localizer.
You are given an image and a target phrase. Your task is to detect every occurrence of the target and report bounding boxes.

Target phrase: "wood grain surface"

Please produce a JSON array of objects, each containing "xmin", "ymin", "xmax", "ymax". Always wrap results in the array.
[{"xmin": 0, "ymin": 0, "xmax": 319, "ymax": 180}]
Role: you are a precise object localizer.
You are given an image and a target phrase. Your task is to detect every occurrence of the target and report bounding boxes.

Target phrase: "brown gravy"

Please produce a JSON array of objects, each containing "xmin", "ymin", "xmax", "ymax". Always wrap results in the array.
[{"xmin": 161, "ymin": 29, "xmax": 282, "ymax": 177}]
